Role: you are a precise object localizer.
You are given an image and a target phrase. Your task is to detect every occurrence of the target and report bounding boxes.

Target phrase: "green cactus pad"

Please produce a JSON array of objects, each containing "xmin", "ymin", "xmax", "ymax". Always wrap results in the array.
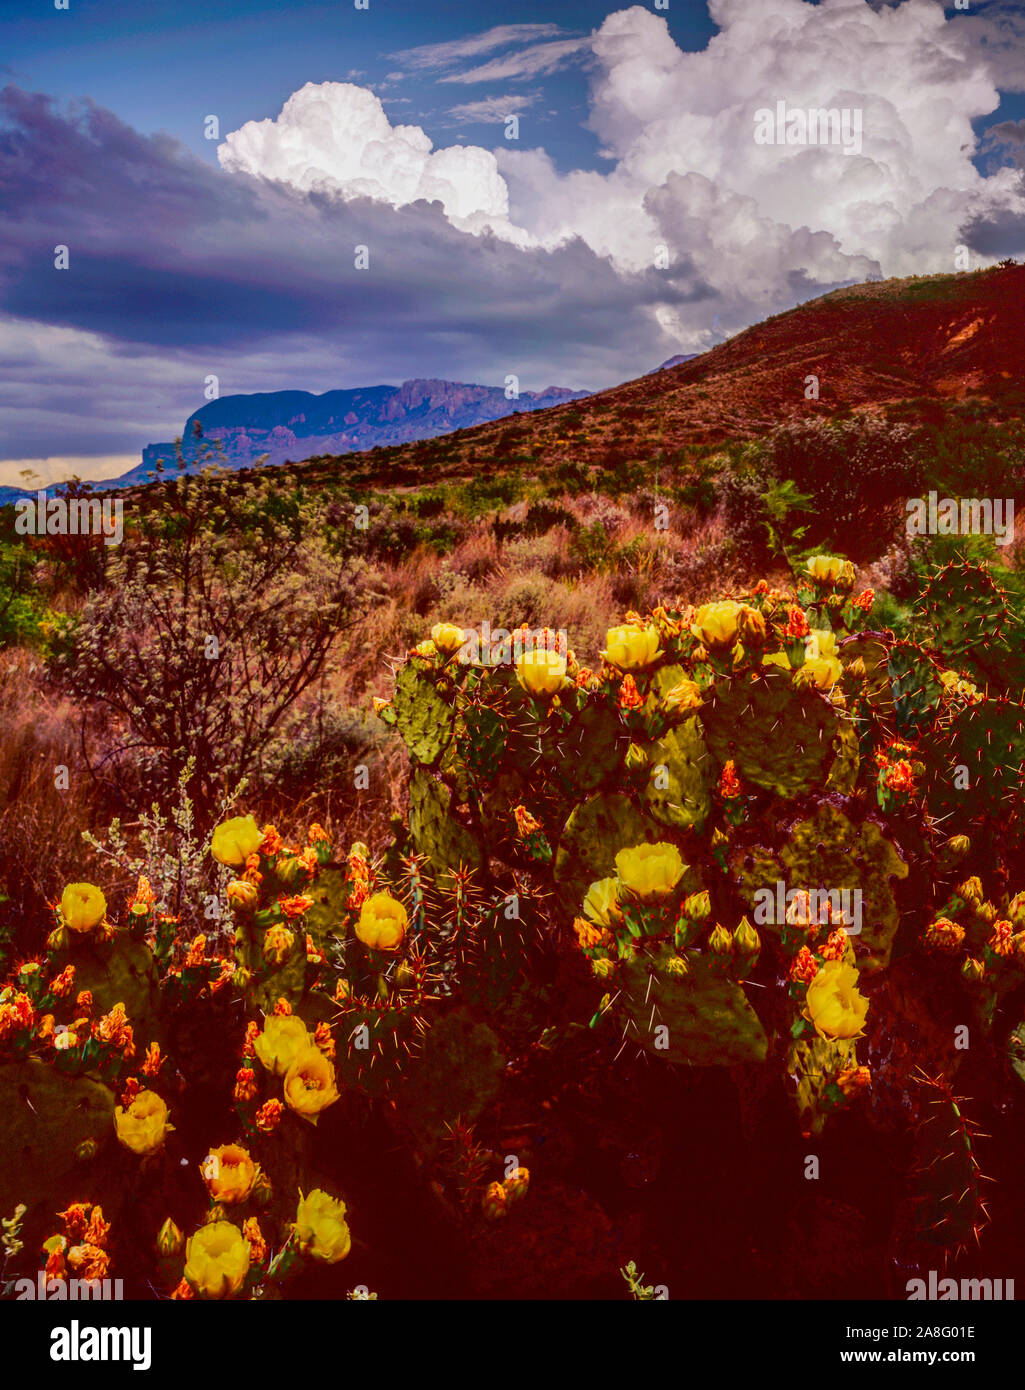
[
  {"xmin": 0, "ymin": 1059, "xmax": 115, "ymax": 1214},
  {"xmin": 457, "ymin": 891, "xmax": 550, "ymax": 1009},
  {"xmin": 408, "ymin": 768, "xmax": 483, "ymax": 874},
  {"xmin": 825, "ymin": 721, "xmax": 861, "ymax": 794},
  {"xmin": 917, "ymin": 559, "xmax": 1018, "ymax": 687},
  {"xmin": 919, "ymin": 693, "xmax": 1025, "ymax": 830},
  {"xmin": 700, "ymin": 669, "xmax": 849, "ymax": 798},
  {"xmin": 642, "ymin": 716, "xmax": 712, "ymax": 829},
  {"xmin": 397, "ymin": 1007, "xmax": 505, "ymax": 1139},
  {"xmin": 555, "ymin": 700, "xmax": 626, "ymax": 793},
  {"xmin": 456, "ymin": 702, "xmax": 510, "ymax": 784},
  {"xmin": 620, "ymin": 949, "xmax": 767, "ymax": 1065},
  {"xmin": 728, "ymin": 799, "xmax": 909, "ymax": 971},
  {"xmin": 911, "ymin": 1083, "xmax": 988, "ymax": 1251},
  {"xmin": 886, "ymin": 641, "xmax": 947, "ymax": 737},
  {"xmin": 383, "ymin": 660, "xmax": 455, "ymax": 767},
  {"xmin": 304, "ymin": 866, "xmax": 353, "ymax": 940}
]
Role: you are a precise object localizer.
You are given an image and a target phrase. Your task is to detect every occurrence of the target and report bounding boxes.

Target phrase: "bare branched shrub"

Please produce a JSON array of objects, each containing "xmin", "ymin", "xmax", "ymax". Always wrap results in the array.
[{"xmin": 52, "ymin": 471, "xmax": 380, "ymax": 814}]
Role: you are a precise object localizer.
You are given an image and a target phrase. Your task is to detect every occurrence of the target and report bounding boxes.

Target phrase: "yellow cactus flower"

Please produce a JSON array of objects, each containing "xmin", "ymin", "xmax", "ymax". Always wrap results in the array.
[
  {"xmin": 601, "ymin": 623, "xmax": 662, "ymax": 671},
  {"xmin": 805, "ymin": 555, "xmax": 849, "ymax": 585},
  {"xmin": 795, "ymin": 657, "xmax": 842, "ymax": 691},
  {"xmin": 430, "ymin": 622, "xmax": 465, "ymax": 656},
  {"xmin": 284, "ymin": 1047, "xmax": 340, "ymax": 1124},
  {"xmin": 795, "ymin": 631, "xmax": 842, "ymax": 689},
  {"xmin": 691, "ymin": 601, "xmax": 743, "ymax": 650},
  {"xmin": 294, "ymin": 1189, "xmax": 352, "ymax": 1263},
  {"xmin": 114, "ymin": 1089, "xmax": 173, "ymax": 1156},
  {"xmin": 582, "ymin": 877, "xmax": 623, "ymax": 927},
  {"xmin": 355, "ymin": 892, "xmax": 408, "ymax": 952},
  {"xmin": 515, "ymin": 648, "xmax": 568, "ymax": 697},
  {"xmin": 183, "ymin": 1221, "xmax": 251, "ymax": 1300},
  {"xmin": 253, "ymin": 1014, "xmax": 312, "ymax": 1076},
  {"xmin": 210, "ymin": 815, "xmax": 264, "ymax": 867},
  {"xmin": 805, "ymin": 961, "xmax": 869, "ymax": 1039},
  {"xmin": 615, "ymin": 842, "xmax": 685, "ymax": 900},
  {"xmin": 201, "ymin": 1145, "xmax": 261, "ymax": 1205},
  {"xmin": 59, "ymin": 883, "xmax": 107, "ymax": 933}
]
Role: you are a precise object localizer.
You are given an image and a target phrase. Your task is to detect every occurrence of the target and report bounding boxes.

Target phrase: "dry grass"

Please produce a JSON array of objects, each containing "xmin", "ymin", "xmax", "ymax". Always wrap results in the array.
[
  {"xmin": 0, "ymin": 649, "xmax": 104, "ymax": 935},
  {"xmin": 0, "ymin": 490, "xmax": 801, "ymax": 916}
]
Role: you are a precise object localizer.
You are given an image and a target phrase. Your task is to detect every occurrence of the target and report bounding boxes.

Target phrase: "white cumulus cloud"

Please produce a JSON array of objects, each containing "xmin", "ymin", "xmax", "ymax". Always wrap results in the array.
[{"xmin": 218, "ymin": 82, "xmax": 511, "ymax": 230}]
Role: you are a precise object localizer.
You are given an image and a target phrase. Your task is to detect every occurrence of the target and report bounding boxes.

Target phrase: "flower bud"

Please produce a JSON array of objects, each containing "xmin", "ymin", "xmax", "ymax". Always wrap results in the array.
[
  {"xmin": 836, "ymin": 1065, "xmax": 871, "ymax": 1099},
  {"xmin": 503, "ymin": 1167, "xmax": 530, "ymax": 1204},
  {"xmin": 961, "ymin": 956, "xmax": 985, "ymax": 984},
  {"xmin": 262, "ymin": 925, "xmax": 295, "ymax": 967},
  {"xmin": 923, "ymin": 918, "xmax": 965, "ymax": 954},
  {"xmin": 47, "ymin": 923, "xmax": 69, "ymax": 953},
  {"xmin": 481, "ymin": 1182, "xmax": 508, "ymax": 1221},
  {"xmin": 737, "ymin": 606, "xmax": 766, "ymax": 646},
  {"xmin": 708, "ymin": 924, "xmax": 734, "ymax": 956},
  {"xmin": 624, "ymin": 743, "xmax": 649, "ymax": 774},
  {"xmin": 274, "ymin": 856, "xmax": 305, "ymax": 889},
  {"xmin": 157, "ymin": 1218, "xmax": 185, "ymax": 1258},
  {"xmin": 660, "ymin": 678, "xmax": 703, "ymax": 717},
  {"xmin": 226, "ymin": 879, "xmax": 259, "ymax": 911},
  {"xmin": 251, "ymin": 1172, "xmax": 274, "ymax": 1208},
  {"xmin": 75, "ymin": 1139, "xmax": 98, "ymax": 1163},
  {"xmin": 733, "ymin": 917, "xmax": 761, "ymax": 959},
  {"xmin": 1008, "ymin": 891, "xmax": 1025, "ymax": 930},
  {"xmin": 958, "ymin": 877, "xmax": 983, "ymax": 906},
  {"xmin": 682, "ymin": 890, "xmax": 711, "ymax": 921},
  {"xmin": 946, "ymin": 835, "xmax": 971, "ymax": 860}
]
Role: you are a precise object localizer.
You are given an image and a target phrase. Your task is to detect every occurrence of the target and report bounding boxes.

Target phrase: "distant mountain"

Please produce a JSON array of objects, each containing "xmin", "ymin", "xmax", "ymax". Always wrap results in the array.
[
  {"xmin": 110, "ymin": 377, "xmax": 590, "ymax": 487},
  {"xmin": 650, "ymin": 353, "xmax": 701, "ymax": 372}
]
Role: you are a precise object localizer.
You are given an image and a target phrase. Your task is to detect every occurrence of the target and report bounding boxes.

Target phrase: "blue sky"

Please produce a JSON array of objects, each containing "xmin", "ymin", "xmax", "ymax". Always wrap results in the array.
[
  {"xmin": 1, "ymin": 0, "xmax": 1024, "ymax": 483},
  {"xmin": 3, "ymin": 0, "xmax": 717, "ymax": 171}
]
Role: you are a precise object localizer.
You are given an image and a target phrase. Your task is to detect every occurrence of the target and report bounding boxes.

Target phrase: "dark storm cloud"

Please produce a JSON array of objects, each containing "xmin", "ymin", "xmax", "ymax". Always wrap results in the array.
[
  {"xmin": 0, "ymin": 84, "xmax": 687, "ymax": 381},
  {"xmin": 959, "ymin": 206, "xmax": 1025, "ymax": 258}
]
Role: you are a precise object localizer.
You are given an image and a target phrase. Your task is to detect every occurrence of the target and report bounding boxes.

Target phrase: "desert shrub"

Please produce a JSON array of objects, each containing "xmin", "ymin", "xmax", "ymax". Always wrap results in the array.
[
  {"xmin": 522, "ymin": 500, "xmax": 576, "ymax": 536},
  {"xmin": 51, "ymin": 472, "xmax": 378, "ymax": 816},
  {"xmin": 569, "ymin": 520, "xmax": 619, "ymax": 572},
  {"xmin": 714, "ymin": 451, "xmax": 772, "ymax": 551},
  {"xmin": 264, "ymin": 699, "xmax": 392, "ymax": 796},
  {"xmin": 755, "ymin": 416, "xmax": 924, "ymax": 557}
]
